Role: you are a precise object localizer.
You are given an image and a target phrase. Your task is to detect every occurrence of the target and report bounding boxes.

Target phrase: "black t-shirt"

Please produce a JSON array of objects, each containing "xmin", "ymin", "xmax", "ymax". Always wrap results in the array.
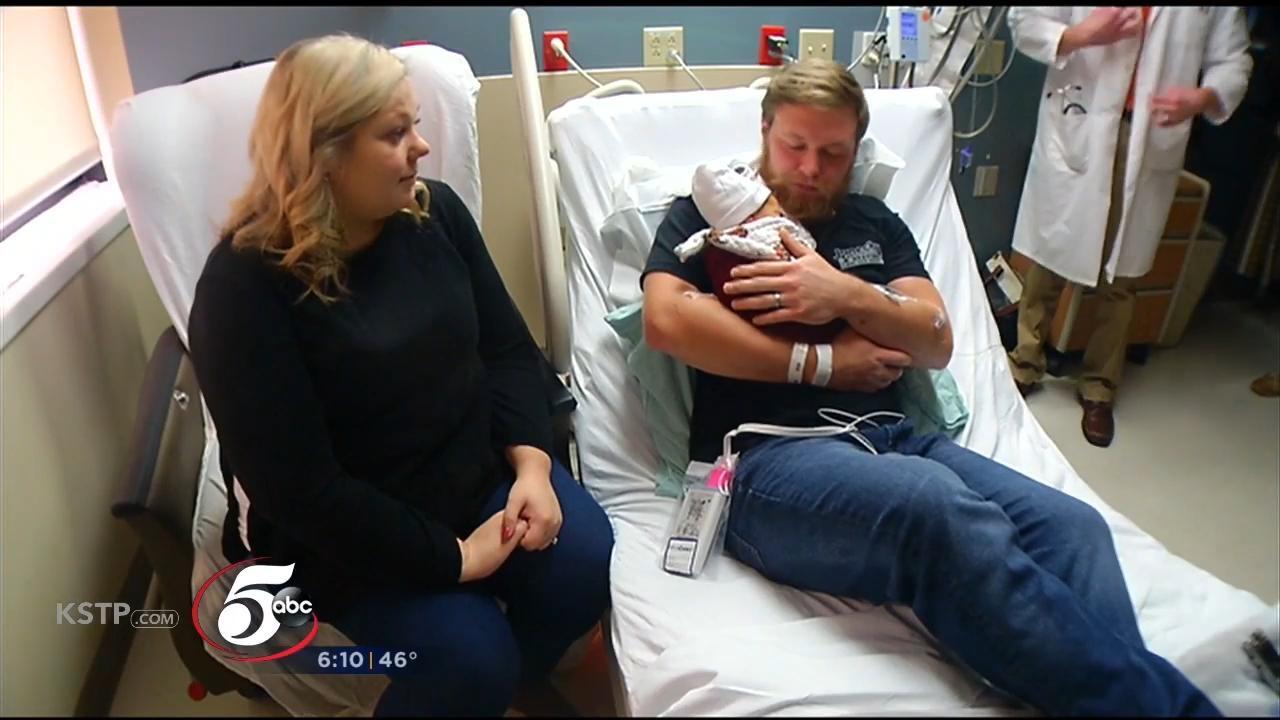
[
  {"xmin": 641, "ymin": 193, "xmax": 931, "ymax": 463},
  {"xmin": 188, "ymin": 180, "xmax": 551, "ymax": 614}
]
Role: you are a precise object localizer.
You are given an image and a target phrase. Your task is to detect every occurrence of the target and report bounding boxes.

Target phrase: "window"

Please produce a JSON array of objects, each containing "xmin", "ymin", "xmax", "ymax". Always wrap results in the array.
[{"xmin": 1, "ymin": 6, "xmax": 134, "ymax": 237}]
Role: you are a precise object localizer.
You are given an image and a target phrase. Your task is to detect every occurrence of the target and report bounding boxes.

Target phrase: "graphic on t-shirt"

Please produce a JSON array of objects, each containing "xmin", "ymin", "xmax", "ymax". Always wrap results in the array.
[{"xmin": 834, "ymin": 240, "xmax": 885, "ymax": 270}]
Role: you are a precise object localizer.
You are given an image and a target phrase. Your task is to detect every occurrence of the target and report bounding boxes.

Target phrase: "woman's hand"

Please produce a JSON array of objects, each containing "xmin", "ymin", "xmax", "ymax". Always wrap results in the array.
[
  {"xmin": 504, "ymin": 472, "xmax": 563, "ymax": 551},
  {"xmin": 458, "ymin": 511, "xmax": 529, "ymax": 583}
]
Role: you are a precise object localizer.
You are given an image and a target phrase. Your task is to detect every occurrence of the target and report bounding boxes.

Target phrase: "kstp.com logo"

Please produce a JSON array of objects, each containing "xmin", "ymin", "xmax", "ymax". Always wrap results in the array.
[{"xmin": 192, "ymin": 558, "xmax": 319, "ymax": 663}]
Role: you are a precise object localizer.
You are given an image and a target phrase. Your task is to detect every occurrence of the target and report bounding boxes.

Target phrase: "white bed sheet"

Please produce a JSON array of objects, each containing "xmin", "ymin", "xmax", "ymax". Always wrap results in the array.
[{"xmin": 547, "ymin": 86, "xmax": 1277, "ymax": 716}]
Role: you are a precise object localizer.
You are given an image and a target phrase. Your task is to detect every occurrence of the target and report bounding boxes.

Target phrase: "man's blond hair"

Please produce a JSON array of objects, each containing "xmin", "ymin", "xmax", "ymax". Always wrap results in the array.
[{"xmin": 761, "ymin": 59, "xmax": 870, "ymax": 142}]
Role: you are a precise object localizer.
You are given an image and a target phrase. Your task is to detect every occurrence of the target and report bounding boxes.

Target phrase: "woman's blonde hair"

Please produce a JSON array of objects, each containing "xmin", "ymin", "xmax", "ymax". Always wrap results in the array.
[
  {"xmin": 223, "ymin": 34, "xmax": 429, "ymax": 303},
  {"xmin": 761, "ymin": 58, "xmax": 871, "ymax": 142}
]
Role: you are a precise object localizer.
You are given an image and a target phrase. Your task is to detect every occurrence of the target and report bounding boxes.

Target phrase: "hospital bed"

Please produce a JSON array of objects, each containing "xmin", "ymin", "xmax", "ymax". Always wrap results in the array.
[
  {"xmin": 109, "ymin": 44, "xmax": 576, "ymax": 715},
  {"xmin": 507, "ymin": 8, "xmax": 1280, "ymax": 717}
]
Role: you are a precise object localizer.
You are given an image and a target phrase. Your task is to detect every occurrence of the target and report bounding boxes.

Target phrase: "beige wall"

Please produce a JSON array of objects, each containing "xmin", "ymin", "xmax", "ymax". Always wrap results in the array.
[
  {"xmin": 476, "ymin": 65, "xmax": 771, "ymax": 349},
  {"xmin": 0, "ymin": 227, "xmax": 170, "ymax": 715}
]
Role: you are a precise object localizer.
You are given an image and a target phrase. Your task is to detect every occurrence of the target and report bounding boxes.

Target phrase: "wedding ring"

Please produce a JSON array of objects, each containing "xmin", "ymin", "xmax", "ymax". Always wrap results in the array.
[{"xmin": 773, "ymin": 291, "xmax": 783, "ymax": 309}]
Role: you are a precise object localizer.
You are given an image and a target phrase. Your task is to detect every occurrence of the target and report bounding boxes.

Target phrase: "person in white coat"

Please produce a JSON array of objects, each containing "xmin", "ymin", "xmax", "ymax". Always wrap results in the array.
[{"xmin": 1006, "ymin": 6, "xmax": 1252, "ymax": 447}]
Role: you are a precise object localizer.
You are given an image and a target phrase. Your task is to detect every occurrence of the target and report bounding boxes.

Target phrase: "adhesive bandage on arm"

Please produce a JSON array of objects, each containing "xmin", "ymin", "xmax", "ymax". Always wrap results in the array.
[{"xmin": 870, "ymin": 282, "xmax": 950, "ymax": 330}]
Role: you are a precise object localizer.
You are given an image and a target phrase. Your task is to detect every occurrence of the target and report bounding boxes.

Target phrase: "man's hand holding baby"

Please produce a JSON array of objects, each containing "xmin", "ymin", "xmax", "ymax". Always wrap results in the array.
[{"xmin": 724, "ymin": 228, "xmax": 857, "ymax": 327}]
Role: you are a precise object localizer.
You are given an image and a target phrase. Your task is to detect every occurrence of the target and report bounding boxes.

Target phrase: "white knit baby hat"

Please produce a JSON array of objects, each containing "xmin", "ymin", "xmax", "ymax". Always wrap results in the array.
[{"xmin": 691, "ymin": 162, "xmax": 773, "ymax": 230}]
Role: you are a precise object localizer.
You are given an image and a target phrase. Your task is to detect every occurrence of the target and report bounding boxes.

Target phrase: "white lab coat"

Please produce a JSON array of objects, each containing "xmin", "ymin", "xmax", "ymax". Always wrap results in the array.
[{"xmin": 1008, "ymin": 6, "xmax": 1252, "ymax": 286}]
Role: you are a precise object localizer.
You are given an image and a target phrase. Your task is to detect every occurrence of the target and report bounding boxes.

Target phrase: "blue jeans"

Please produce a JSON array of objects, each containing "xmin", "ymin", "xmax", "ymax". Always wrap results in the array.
[
  {"xmin": 727, "ymin": 420, "xmax": 1220, "ymax": 717},
  {"xmin": 329, "ymin": 461, "xmax": 614, "ymax": 716}
]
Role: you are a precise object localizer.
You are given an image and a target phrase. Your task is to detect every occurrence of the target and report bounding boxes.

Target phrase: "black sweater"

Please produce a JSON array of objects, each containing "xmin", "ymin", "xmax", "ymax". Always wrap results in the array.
[{"xmin": 188, "ymin": 180, "xmax": 551, "ymax": 613}]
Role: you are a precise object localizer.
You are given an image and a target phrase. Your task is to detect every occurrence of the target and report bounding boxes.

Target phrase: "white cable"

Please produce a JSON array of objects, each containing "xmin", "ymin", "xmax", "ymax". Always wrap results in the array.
[
  {"xmin": 948, "ymin": 6, "xmax": 1009, "ymax": 103},
  {"xmin": 969, "ymin": 5, "xmax": 991, "ymax": 34},
  {"xmin": 721, "ymin": 409, "xmax": 907, "ymax": 464},
  {"xmin": 964, "ymin": 30, "xmax": 1018, "ymax": 87},
  {"xmin": 668, "ymin": 49, "xmax": 706, "ymax": 90},
  {"xmin": 961, "ymin": 6, "xmax": 1005, "ymax": 89},
  {"xmin": 933, "ymin": 6, "xmax": 977, "ymax": 38},
  {"xmin": 550, "ymin": 38, "xmax": 602, "ymax": 89},
  {"xmin": 953, "ymin": 81, "xmax": 998, "ymax": 139},
  {"xmin": 962, "ymin": 7, "xmax": 1018, "ymax": 88},
  {"xmin": 849, "ymin": 6, "xmax": 889, "ymax": 71},
  {"xmin": 927, "ymin": 6, "xmax": 972, "ymax": 86}
]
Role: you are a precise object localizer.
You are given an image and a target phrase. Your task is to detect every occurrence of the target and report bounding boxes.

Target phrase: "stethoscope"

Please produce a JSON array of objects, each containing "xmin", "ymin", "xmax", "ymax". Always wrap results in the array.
[{"xmin": 1046, "ymin": 84, "xmax": 1088, "ymax": 115}]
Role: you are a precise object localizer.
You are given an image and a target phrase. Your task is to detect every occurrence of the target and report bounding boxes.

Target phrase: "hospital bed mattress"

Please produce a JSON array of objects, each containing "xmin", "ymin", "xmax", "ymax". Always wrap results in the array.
[{"xmin": 547, "ymin": 86, "xmax": 1278, "ymax": 716}]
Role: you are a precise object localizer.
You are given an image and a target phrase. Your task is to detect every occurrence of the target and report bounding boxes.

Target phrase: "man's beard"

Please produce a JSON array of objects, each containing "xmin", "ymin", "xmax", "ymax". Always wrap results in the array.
[{"xmin": 758, "ymin": 144, "xmax": 852, "ymax": 223}]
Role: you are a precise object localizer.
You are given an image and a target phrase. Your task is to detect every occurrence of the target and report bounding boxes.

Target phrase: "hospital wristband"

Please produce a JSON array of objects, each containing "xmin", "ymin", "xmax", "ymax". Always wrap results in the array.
[
  {"xmin": 788, "ymin": 342, "xmax": 810, "ymax": 385},
  {"xmin": 812, "ymin": 343, "xmax": 833, "ymax": 388}
]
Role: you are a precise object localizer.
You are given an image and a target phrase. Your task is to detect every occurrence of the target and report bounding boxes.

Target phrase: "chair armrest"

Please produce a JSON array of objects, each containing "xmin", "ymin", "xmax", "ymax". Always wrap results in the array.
[
  {"xmin": 544, "ymin": 361, "xmax": 577, "ymax": 418},
  {"xmin": 541, "ymin": 356, "xmax": 578, "ymax": 473},
  {"xmin": 112, "ymin": 326, "xmax": 194, "ymax": 529}
]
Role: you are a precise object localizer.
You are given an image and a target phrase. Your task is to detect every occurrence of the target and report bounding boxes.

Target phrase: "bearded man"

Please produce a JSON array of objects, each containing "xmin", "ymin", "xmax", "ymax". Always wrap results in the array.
[{"xmin": 638, "ymin": 58, "xmax": 1222, "ymax": 717}]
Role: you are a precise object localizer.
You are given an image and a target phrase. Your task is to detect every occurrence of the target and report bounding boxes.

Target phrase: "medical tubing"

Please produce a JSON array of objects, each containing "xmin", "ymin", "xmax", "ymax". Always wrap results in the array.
[
  {"xmin": 934, "ymin": 6, "xmax": 978, "ymax": 39},
  {"xmin": 953, "ymin": 82, "xmax": 999, "ymax": 139},
  {"xmin": 964, "ymin": 31, "xmax": 1019, "ymax": 87},
  {"xmin": 927, "ymin": 6, "xmax": 974, "ymax": 86}
]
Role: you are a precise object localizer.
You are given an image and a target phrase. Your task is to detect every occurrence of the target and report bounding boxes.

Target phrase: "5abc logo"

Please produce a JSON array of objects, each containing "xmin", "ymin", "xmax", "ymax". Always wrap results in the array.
[{"xmin": 192, "ymin": 558, "xmax": 319, "ymax": 662}]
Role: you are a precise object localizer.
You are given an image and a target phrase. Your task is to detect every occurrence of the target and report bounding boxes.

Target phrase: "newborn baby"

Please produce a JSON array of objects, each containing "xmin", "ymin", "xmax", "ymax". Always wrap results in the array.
[{"xmin": 675, "ymin": 161, "xmax": 843, "ymax": 344}]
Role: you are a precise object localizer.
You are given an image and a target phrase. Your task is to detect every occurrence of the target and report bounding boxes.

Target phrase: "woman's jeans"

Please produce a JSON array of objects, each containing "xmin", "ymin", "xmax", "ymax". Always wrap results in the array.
[
  {"xmin": 330, "ymin": 460, "xmax": 614, "ymax": 716},
  {"xmin": 726, "ymin": 420, "xmax": 1219, "ymax": 717}
]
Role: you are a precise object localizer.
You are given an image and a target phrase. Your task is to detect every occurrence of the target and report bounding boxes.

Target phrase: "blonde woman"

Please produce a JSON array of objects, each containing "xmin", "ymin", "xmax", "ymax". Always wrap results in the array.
[{"xmin": 188, "ymin": 35, "xmax": 612, "ymax": 716}]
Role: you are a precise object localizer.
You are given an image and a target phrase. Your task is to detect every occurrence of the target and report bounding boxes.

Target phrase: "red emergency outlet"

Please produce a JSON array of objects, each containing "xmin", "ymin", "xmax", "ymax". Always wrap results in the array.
[
  {"xmin": 543, "ymin": 30, "xmax": 570, "ymax": 72},
  {"xmin": 759, "ymin": 25, "xmax": 786, "ymax": 66}
]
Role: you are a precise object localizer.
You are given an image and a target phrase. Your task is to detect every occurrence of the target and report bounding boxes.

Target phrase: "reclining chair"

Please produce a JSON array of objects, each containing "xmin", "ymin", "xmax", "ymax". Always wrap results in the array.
[{"xmin": 109, "ymin": 44, "xmax": 576, "ymax": 710}]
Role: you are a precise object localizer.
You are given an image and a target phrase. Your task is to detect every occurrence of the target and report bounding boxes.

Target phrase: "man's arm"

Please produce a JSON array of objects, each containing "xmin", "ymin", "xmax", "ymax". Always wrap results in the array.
[
  {"xmin": 723, "ymin": 229, "xmax": 953, "ymax": 369},
  {"xmin": 643, "ymin": 272, "xmax": 808, "ymax": 383},
  {"xmin": 1007, "ymin": 6, "xmax": 1077, "ymax": 69},
  {"xmin": 1009, "ymin": 7, "xmax": 1141, "ymax": 68},
  {"xmin": 1151, "ymin": 9, "xmax": 1252, "ymax": 128},
  {"xmin": 837, "ymin": 275, "xmax": 953, "ymax": 369},
  {"xmin": 643, "ymin": 272, "xmax": 912, "ymax": 393},
  {"xmin": 1196, "ymin": 6, "xmax": 1253, "ymax": 125}
]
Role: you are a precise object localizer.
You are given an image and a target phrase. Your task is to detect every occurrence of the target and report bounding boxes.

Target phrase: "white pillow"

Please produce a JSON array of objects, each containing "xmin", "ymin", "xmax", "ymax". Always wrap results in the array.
[
  {"xmin": 851, "ymin": 134, "xmax": 906, "ymax": 199},
  {"xmin": 600, "ymin": 133, "xmax": 905, "ymax": 309}
]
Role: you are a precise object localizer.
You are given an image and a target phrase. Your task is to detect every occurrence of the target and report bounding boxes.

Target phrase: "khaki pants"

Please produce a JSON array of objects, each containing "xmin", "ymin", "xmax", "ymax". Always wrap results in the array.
[{"xmin": 1009, "ymin": 116, "xmax": 1139, "ymax": 404}]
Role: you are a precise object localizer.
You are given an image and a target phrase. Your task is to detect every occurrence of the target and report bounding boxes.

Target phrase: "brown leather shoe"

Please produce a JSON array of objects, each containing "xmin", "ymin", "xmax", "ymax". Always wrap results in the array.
[
  {"xmin": 1251, "ymin": 373, "xmax": 1280, "ymax": 397},
  {"xmin": 1078, "ymin": 396, "xmax": 1115, "ymax": 447}
]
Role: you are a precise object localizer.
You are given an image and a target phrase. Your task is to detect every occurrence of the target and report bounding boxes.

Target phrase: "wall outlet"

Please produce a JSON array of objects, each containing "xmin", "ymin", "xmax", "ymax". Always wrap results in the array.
[
  {"xmin": 853, "ymin": 30, "xmax": 881, "ymax": 67},
  {"xmin": 798, "ymin": 28, "xmax": 835, "ymax": 62},
  {"xmin": 643, "ymin": 26, "xmax": 684, "ymax": 67},
  {"xmin": 542, "ymin": 30, "xmax": 569, "ymax": 72},
  {"xmin": 974, "ymin": 165, "xmax": 999, "ymax": 197},
  {"xmin": 759, "ymin": 25, "xmax": 787, "ymax": 66},
  {"xmin": 973, "ymin": 39, "xmax": 1005, "ymax": 77}
]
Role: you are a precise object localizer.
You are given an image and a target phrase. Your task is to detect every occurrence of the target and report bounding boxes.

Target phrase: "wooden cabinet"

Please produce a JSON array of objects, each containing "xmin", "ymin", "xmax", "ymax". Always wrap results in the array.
[{"xmin": 1008, "ymin": 171, "xmax": 1215, "ymax": 352}]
